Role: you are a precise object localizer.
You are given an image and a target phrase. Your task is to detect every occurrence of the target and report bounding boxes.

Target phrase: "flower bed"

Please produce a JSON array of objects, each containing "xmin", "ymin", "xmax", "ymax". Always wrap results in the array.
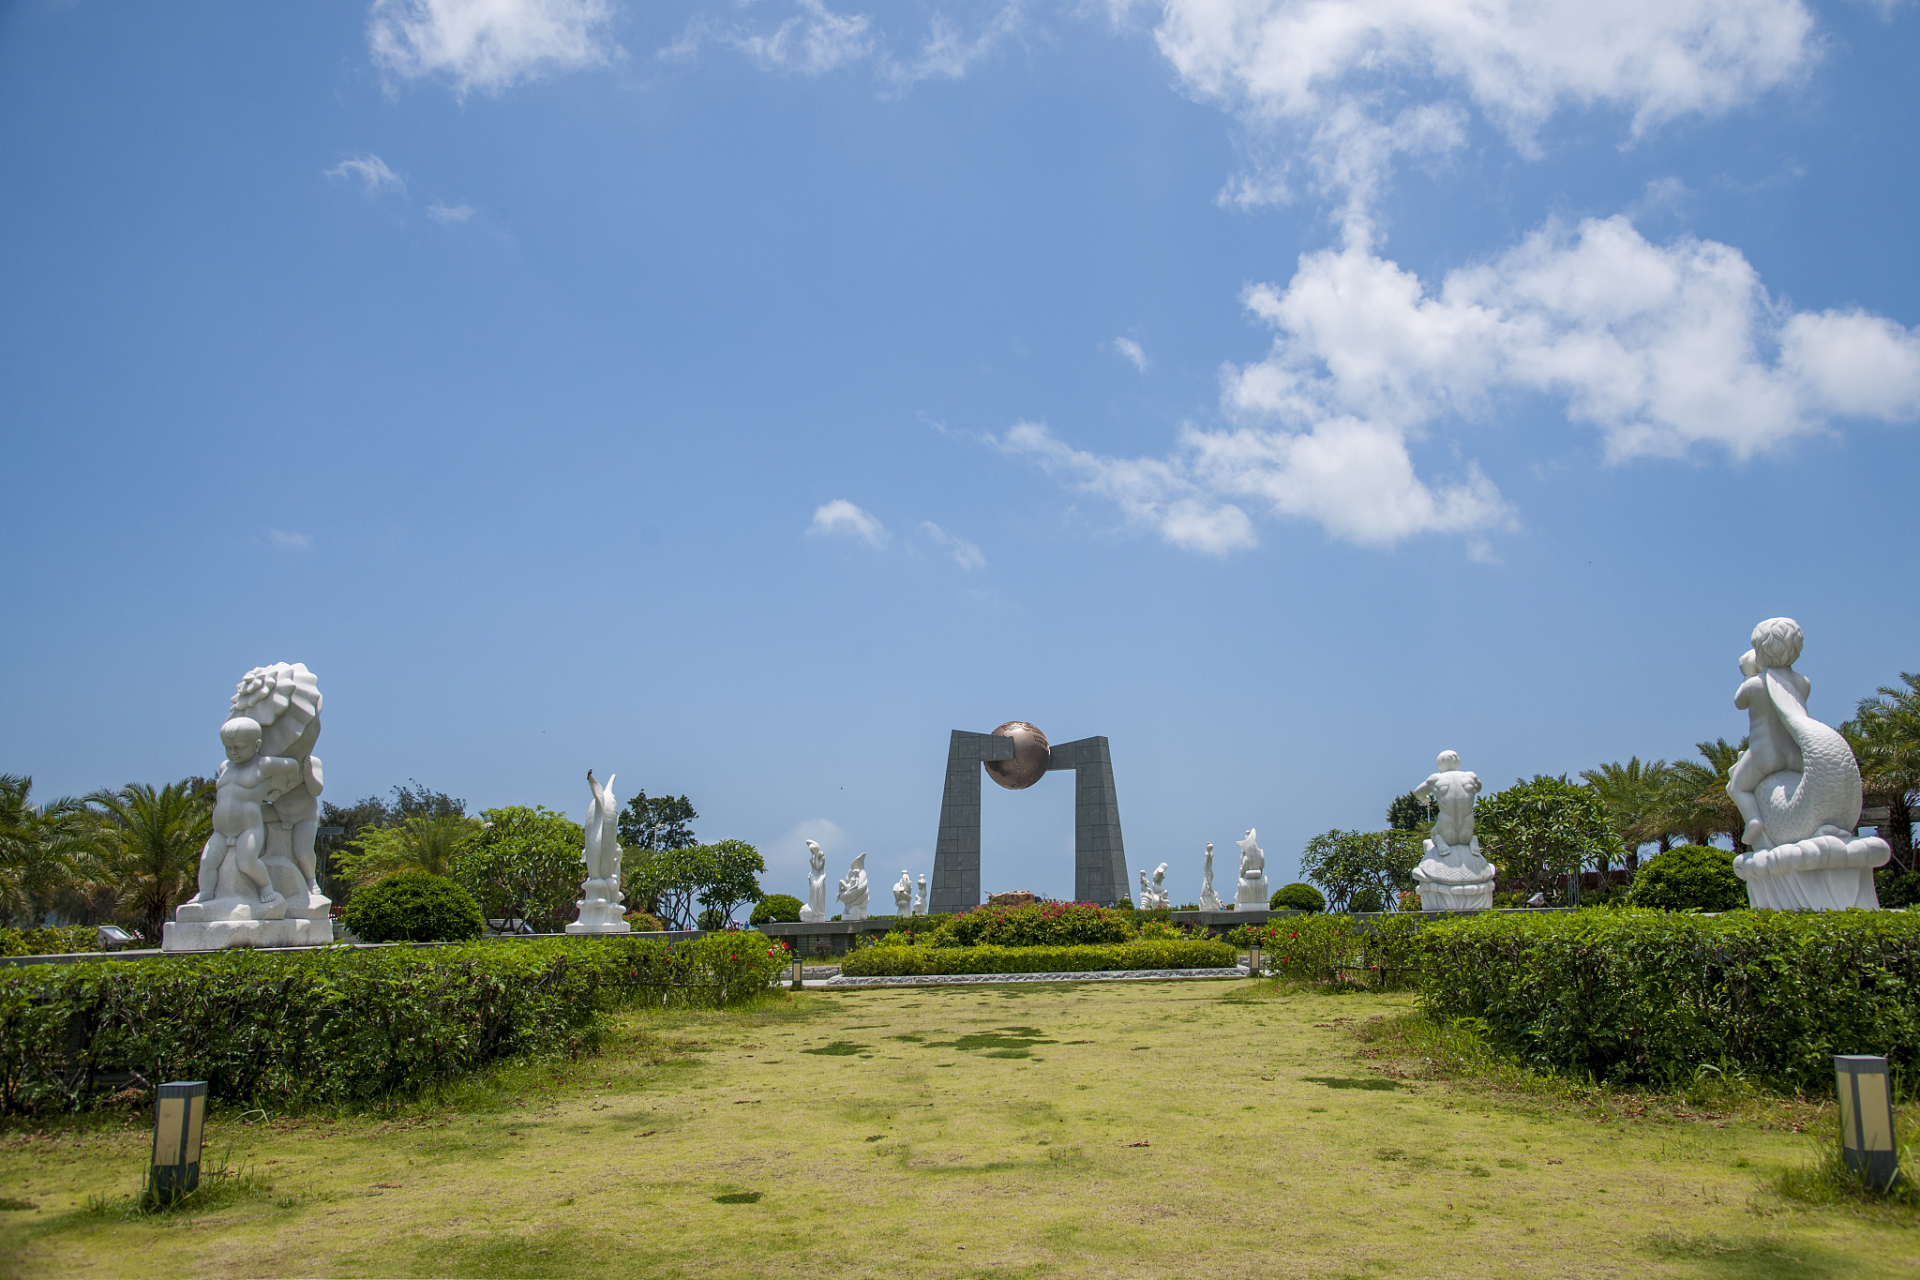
[
  {"xmin": 839, "ymin": 939, "xmax": 1236, "ymax": 977},
  {"xmin": 0, "ymin": 933, "xmax": 787, "ymax": 1116}
]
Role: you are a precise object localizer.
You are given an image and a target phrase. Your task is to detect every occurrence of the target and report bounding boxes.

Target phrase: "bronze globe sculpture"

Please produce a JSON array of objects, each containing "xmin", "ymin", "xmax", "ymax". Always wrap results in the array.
[{"xmin": 984, "ymin": 721, "xmax": 1051, "ymax": 790}]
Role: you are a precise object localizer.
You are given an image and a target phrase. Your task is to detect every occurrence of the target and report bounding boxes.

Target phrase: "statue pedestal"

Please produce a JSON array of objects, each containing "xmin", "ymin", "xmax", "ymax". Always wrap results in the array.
[
  {"xmin": 163, "ymin": 916, "xmax": 333, "ymax": 952},
  {"xmin": 568, "ymin": 878, "xmax": 632, "ymax": 933},
  {"xmin": 1413, "ymin": 841, "xmax": 1495, "ymax": 912},
  {"xmin": 1234, "ymin": 877, "xmax": 1269, "ymax": 910},
  {"xmin": 1735, "ymin": 834, "xmax": 1888, "ymax": 910}
]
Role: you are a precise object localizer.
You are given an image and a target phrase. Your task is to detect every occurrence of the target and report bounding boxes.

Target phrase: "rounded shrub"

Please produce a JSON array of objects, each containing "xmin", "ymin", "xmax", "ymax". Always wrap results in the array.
[
  {"xmin": 750, "ymin": 894, "xmax": 803, "ymax": 925},
  {"xmin": 1876, "ymin": 869, "xmax": 1920, "ymax": 909},
  {"xmin": 624, "ymin": 910, "xmax": 667, "ymax": 932},
  {"xmin": 1628, "ymin": 845, "xmax": 1746, "ymax": 912},
  {"xmin": 1270, "ymin": 883, "xmax": 1326, "ymax": 912},
  {"xmin": 341, "ymin": 871, "xmax": 484, "ymax": 943}
]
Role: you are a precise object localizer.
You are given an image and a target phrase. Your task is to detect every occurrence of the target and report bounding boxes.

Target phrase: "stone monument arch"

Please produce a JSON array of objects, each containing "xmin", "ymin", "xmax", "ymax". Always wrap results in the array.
[{"xmin": 928, "ymin": 722, "xmax": 1129, "ymax": 913}]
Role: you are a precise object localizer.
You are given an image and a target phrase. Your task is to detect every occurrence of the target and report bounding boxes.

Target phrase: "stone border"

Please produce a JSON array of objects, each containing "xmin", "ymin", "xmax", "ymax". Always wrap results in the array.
[{"xmin": 822, "ymin": 966, "xmax": 1248, "ymax": 988}]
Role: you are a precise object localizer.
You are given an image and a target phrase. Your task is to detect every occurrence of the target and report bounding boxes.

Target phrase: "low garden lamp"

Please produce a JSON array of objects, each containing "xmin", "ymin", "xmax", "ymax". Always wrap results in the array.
[
  {"xmin": 150, "ymin": 1081, "xmax": 207, "ymax": 1201},
  {"xmin": 1247, "ymin": 936, "xmax": 1262, "ymax": 978},
  {"xmin": 789, "ymin": 943, "xmax": 804, "ymax": 991},
  {"xmin": 1836, "ymin": 1055, "xmax": 1900, "ymax": 1190}
]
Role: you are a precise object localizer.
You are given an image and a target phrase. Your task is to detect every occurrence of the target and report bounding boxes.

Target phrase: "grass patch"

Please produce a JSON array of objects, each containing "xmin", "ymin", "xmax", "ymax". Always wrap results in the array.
[
  {"xmin": 1300, "ymin": 1076, "xmax": 1401, "ymax": 1092},
  {"xmin": 712, "ymin": 1192, "xmax": 762, "ymax": 1204}
]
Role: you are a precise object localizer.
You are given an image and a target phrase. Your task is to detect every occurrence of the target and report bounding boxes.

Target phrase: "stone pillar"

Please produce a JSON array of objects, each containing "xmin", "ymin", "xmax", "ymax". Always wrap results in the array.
[
  {"xmin": 929, "ymin": 731, "xmax": 1011, "ymax": 915},
  {"xmin": 1051, "ymin": 737, "xmax": 1129, "ymax": 907}
]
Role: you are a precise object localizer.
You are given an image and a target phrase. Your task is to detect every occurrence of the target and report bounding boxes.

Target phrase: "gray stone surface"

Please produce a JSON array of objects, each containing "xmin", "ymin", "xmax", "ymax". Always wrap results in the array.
[{"xmin": 929, "ymin": 730, "xmax": 1130, "ymax": 913}]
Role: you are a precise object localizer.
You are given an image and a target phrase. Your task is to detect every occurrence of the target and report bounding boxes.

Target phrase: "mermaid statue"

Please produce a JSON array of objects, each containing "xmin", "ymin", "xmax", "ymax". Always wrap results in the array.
[{"xmin": 1728, "ymin": 619, "xmax": 1890, "ymax": 910}]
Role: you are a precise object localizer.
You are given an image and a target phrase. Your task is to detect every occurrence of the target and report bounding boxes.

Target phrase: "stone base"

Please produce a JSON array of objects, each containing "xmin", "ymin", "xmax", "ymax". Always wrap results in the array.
[
  {"xmin": 840, "ymin": 907, "xmax": 868, "ymax": 922},
  {"xmin": 1412, "ymin": 841, "xmax": 1495, "ymax": 912},
  {"xmin": 1234, "ymin": 879, "xmax": 1270, "ymax": 910},
  {"xmin": 1416, "ymin": 882, "xmax": 1494, "ymax": 911},
  {"xmin": 567, "ymin": 898, "xmax": 632, "ymax": 934},
  {"xmin": 163, "ymin": 917, "xmax": 334, "ymax": 952},
  {"xmin": 1736, "ymin": 834, "xmax": 1889, "ymax": 910}
]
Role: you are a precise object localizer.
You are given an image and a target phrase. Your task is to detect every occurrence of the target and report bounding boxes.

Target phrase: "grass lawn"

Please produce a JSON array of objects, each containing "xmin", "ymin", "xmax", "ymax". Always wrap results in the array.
[{"xmin": 1, "ymin": 979, "xmax": 1913, "ymax": 1279}]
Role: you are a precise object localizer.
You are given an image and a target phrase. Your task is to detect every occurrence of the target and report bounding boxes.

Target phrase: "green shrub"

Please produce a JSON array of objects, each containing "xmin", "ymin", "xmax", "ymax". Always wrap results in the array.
[
  {"xmin": 933, "ymin": 903, "xmax": 1135, "ymax": 948},
  {"xmin": 749, "ymin": 894, "xmax": 802, "ymax": 925},
  {"xmin": 624, "ymin": 910, "xmax": 667, "ymax": 932},
  {"xmin": 341, "ymin": 871, "xmax": 484, "ymax": 943},
  {"xmin": 1877, "ymin": 869, "xmax": 1920, "ymax": 909},
  {"xmin": 1247, "ymin": 914, "xmax": 1423, "ymax": 988},
  {"xmin": 1419, "ymin": 909, "xmax": 1920, "ymax": 1089},
  {"xmin": 1270, "ymin": 883, "xmax": 1325, "ymax": 912},
  {"xmin": 882, "ymin": 914, "xmax": 956, "ymax": 944},
  {"xmin": 1348, "ymin": 888, "xmax": 1385, "ymax": 913},
  {"xmin": 1628, "ymin": 845, "xmax": 1746, "ymax": 912},
  {"xmin": 0, "ymin": 926, "xmax": 102, "ymax": 957},
  {"xmin": 0, "ymin": 933, "xmax": 788, "ymax": 1116},
  {"xmin": 839, "ymin": 939, "xmax": 1235, "ymax": 977}
]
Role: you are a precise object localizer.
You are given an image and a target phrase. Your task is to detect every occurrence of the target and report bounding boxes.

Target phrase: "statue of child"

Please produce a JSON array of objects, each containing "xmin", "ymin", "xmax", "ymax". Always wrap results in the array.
[
  {"xmin": 1414, "ymin": 751, "xmax": 1481, "ymax": 853},
  {"xmin": 193, "ymin": 716, "xmax": 299, "ymax": 908}
]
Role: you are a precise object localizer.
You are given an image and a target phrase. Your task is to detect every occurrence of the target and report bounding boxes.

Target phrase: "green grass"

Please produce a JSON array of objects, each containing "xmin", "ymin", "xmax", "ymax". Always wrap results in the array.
[{"xmin": 0, "ymin": 982, "xmax": 1913, "ymax": 1278}]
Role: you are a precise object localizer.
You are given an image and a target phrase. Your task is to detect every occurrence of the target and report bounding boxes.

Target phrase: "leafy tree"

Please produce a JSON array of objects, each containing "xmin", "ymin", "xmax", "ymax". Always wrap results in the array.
[
  {"xmin": 449, "ymin": 805, "xmax": 583, "ymax": 934},
  {"xmin": 83, "ymin": 780, "xmax": 213, "ymax": 941},
  {"xmin": 1846, "ymin": 673, "xmax": 1920, "ymax": 873},
  {"xmin": 1385, "ymin": 791, "xmax": 1431, "ymax": 833},
  {"xmin": 0, "ymin": 775, "xmax": 88, "ymax": 924},
  {"xmin": 337, "ymin": 812, "xmax": 485, "ymax": 885},
  {"xmin": 1475, "ymin": 775, "xmax": 1616, "ymax": 903},
  {"xmin": 698, "ymin": 839, "xmax": 765, "ymax": 925},
  {"xmin": 1654, "ymin": 740, "xmax": 1746, "ymax": 851},
  {"xmin": 1580, "ymin": 756, "xmax": 1673, "ymax": 873},
  {"xmin": 318, "ymin": 782, "xmax": 466, "ymax": 901},
  {"xmin": 1627, "ymin": 845, "xmax": 1746, "ymax": 912},
  {"xmin": 627, "ymin": 843, "xmax": 715, "ymax": 931},
  {"xmin": 1299, "ymin": 829, "xmax": 1423, "ymax": 913},
  {"xmin": 618, "ymin": 791, "xmax": 698, "ymax": 853}
]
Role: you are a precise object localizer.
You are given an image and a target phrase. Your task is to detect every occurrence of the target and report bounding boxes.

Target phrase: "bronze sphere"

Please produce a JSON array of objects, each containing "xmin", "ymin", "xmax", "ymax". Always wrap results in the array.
[{"xmin": 985, "ymin": 721, "xmax": 1051, "ymax": 790}]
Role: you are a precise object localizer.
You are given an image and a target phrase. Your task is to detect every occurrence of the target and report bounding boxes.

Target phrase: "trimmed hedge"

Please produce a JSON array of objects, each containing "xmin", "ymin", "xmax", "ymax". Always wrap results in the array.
[
  {"xmin": 1270, "ymin": 883, "xmax": 1326, "ymax": 912},
  {"xmin": 0, "ymin": 933, "xmax": 788, "ymax": 1116},
  {"xmin": 931, "ymin": 903, "xmax": 1136, "ymax": 948},
  {"xmin": 0, "ymin": 927, "xmax": 102, "ymax": 957},
  {"xmin": 342, "ymin": 871, "xmax": 485, "ymax": 943},
  {"xmin": 1244, "ymin": 913, "xmax": 1424, "ymax": 988},
  {"xmin": 1627, "ymin": 845, "xmax": 1745, "ymax": 912},
  {"xmin": 750, "ymin": 894, "xmax": 803, "ymax": 925},
  {"xmin": 839, "ymin": 940, "xmax": 1236, "ymax": 976},
  {"xmin": 1420, "ymin": 910, "xmax": 1920, "ymax": 1090}
]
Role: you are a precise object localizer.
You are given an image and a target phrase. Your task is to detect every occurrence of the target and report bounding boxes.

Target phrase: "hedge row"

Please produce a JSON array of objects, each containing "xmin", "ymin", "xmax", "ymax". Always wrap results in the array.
[
  {"xmin": 0, "ymin": 926, "xmax": 102, "ymax": 957},
  {"xmin": 0, "ymin": 933, "xmax": 788, "ymax": 1116},
  {"xmin": 839, "ymin": 939, "xmax": 1237, "ymax": 976},
  {"xmin": 1241, "ymin": 914, "xmax": 1425, "ymax": 988},
  {"xmin": 1419, "ymin": 910, "xmax": 1920, "ymax": 1091}
]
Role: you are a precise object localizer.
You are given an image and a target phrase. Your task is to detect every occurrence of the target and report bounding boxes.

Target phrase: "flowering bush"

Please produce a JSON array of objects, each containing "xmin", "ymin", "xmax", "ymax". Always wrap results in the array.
[
  {"xmin": 931, "ymin": 903, "xmax": 1135, "ymax": 947},
  {"xmin": 840, "ymin": 939, "xmax": 1234, "ymax": 976}
]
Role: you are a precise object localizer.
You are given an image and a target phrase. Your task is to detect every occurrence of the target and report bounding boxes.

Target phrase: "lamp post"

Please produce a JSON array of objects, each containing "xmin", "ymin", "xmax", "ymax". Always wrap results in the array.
[
  {"xmin": 1836, "ymin": 1055, "xmax": 1900, "ymax": 1190},
  {"xmin": 150, "ymin": 1081, "xmax": 208, "ymax": 1202},
  {"xmin": 1247, "ymin": 937, "xmax": 1263, "ymax": 978},
  {"xmin": 789, "ymin": 943, "xmax": 804, "ymax": 991}
]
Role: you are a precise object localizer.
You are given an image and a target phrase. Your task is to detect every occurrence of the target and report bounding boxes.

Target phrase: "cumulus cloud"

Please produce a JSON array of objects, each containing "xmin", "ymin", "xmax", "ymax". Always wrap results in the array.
[
  {"xmin": 369, "ymin": 0, "xmax": 615, "ymax": 95},
  {"xmin": 1153, "ymin": 0, "xmax": 1818, "ymax": 223},
  {"xmin": 809, "ymin": 498, "xmax": 890, "ymax": 547},
  {"xmin": 921, "ymin": 522, "xmax": 986, "ymax": 570},
  {"xmin": 325, "ymin": 154, "xmax": 405, "ymax": 194},
  {"xmin": 1110, "ymin": 336, "xmax": 1150, "ymax": 372},
  {"xmin": 427, "ymin": 202, "xmax": 476, "ymax": 223}
]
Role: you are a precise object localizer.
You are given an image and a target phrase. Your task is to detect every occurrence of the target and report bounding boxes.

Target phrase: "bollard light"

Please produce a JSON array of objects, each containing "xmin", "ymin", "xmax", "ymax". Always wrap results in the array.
[
  {"xmin": 1248, "ymin": 939, "xmax": 1262, "ymax": 978},
  {"xmin": 1835, "ymin": 1055, "xmax": 1900, "ymax": 1191},
  {"xmin": 790, "ymin": 946, "xmax": 804, "ymax": 991},
  {"xmin": 151, "ymin": 1081, "xmax": 208, "ymax": 1201}
]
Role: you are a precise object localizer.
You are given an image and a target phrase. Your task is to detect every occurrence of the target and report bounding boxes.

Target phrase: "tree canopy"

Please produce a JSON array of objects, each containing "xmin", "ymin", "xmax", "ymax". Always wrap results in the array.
[
  {"xmin": 1475, "ymin": 775, "xmax": 1616, "ymax": 900},
  {"xmin": 1299, "ymin": 829, "xmax": 1422, "ymax": 913},
  {"xmin": 449, "ymin": 805, "xmax": 583, "ymax": 934}
]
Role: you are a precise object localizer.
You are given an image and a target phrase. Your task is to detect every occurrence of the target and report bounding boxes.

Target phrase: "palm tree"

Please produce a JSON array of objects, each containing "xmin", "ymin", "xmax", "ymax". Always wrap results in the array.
[
  {"xmin": 85, "ymin": 780, "xmax": 213, "ymax": 942},
  {"xmin": 1653, "ymin": 739, "xmax": 1746, "ymax": 851},
  {"xmin": 0, "ymin": 774, "xmax": 88, "ymax": 924},
  {"xmin": 1846, "ymin": 673, "xmax": 1920, "ymax": 872},
  {"xmin": 338, "ymin": 811, "xmax": 484, "ymax": 884},
  {"xmin": 1579, "ymin": 757, "xmax": 1672, "ymax": 874}
]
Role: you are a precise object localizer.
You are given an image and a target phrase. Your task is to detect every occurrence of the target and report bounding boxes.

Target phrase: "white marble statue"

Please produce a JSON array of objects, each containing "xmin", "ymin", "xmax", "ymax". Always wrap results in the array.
[
  {"xmin": 893, "ymin": 869, "xmax": 913, "ymax": 916},
  {"xmin": 801, "ymin": 839, "xmax": 828, "ymax": 923},
  {"xmin": 1728, "ymin": 618, "xmax": 1890, "ymax": 910},
  {"xmin": 914, "ymin": 874, "xmax": 927, "ymax": 916},
  {"xmin": 1411, "ymin": 751, "xmax": 1497, "ymax": 911},
  {"xmin": 1199, "ymin": 842, "xmax": 1223, "ymax": 911},
  {"xmin": 837, "ymin": 852, "xmax": 870, "ymax": 922},
  {"xmin": 1137, "ymin": 868, "xmax": 1151, "ymax": 908},
  {"xmin": 1234, "ymin": 829, "xmax": 1269, "ymax": 910},
  {"xmin": 1146, "ymin": 862, "xmax": 1169, "ymax": 909},
  {"xmin": 568, "ymin": 770, "xmax": 632, "ymax": 934},
  {"xmin": 167, "ymin": 663, "xmax": 333, "ymax": 951}
]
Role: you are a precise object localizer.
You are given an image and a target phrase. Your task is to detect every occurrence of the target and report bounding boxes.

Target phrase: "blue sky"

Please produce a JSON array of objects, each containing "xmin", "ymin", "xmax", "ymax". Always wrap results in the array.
[{"xmin": 3, "ymin": 0, "xmax": 1917, "ymax": 905}]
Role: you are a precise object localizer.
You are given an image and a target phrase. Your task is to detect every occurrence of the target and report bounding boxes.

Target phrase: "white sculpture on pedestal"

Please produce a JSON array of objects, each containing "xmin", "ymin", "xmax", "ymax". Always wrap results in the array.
[
  {"xmin": 1234, "ymin": 829, "xmax": 1269, "ymax": 910},
  {"xmin": 568, "ymin": 771, "xmax": 631, "ymax": 934},
  {"xmin": 837, "ymin": 852, "xmax": 870, "ymax": 921},
  {"xmin": 801, "ymin": 840, "xmax": 828, "ymax": 922},
  {"xmin": 1729, "ymin": 618, "xmax": 1890, "ymax": 910},
  {"xmin": 914, "ymin": 874, "xmax": 927, "ymax": 916},
  {"xmin": 1137, "ymin": 868, "xmax": 1151, "ymax": 908},
  {"xmin": 1411, "ymin": 751, "xmax": 1497, "ymax": 910},
  {"xmin": 893, "ymin": 870, "xmax": 913, "ymax": 916},
  {"xmin": 1145, "ymin": 862, "xmax": 1169, "ymax": 909},
  {"xmin": 167, "ymin": 663, "xmax": 333, "ymax": 951},
  {"xmin": 1199, "ymin": 842, "xmax": 1223, "ymax": 911}
]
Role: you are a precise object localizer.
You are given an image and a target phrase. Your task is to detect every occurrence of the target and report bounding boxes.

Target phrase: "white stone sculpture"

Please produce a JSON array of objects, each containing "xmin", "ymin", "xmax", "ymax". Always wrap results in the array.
[
  {"xmin": 1199, "ymin": 842, "xmax": 1223, "ymax": 911},
  {"xmin": 1411, "ymin": 751, "xmax": 1497, "ymax": 911},
  {"xmin": 801, "ymin": 839, "xmax": 829, "ymax": 922},
  {"xmin": 166, "ymin": 663, "xmax": 333, "ymax": 951},
  {"xmin": 893, "ymin": 869, "xmax": 913, "ymax": 916},
  {"xmin": 1234, "ymin": 829, "xmax": 1269, "ymax": 910},
  {"xmin": 568, "ymin": 770, "xmax": 631, "ymax": 934},
  {"xmin": 837, "ymin": 852, "xmax": 870, "ymax": 921},
  {"xmin": 1728, "ymin": 618, "xmax": 1891, "ymax": 910},
  {"xmin": 1145, "ymin": 862, "xmax": 1169, "ymax": 909},
  {"xmin": 1137, "ymin": 868, "xmax": 1151, "ymax": 908},
  {"xmin": 914, "ymin": 874, "xmax": 927, "ymax": 916}
]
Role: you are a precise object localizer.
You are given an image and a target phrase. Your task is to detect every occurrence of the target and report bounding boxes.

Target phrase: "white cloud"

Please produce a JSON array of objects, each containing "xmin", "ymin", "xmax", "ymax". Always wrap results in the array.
[
  {"xmin": 269, "ymin": 529, "xmax": 313, "ymax": 549},
  {"xmin": 809, "ymin": 498, "xmax": 890, "ymax": 547},
  {"xmin": 664, "ymin": 0, "xmax": 1020, "ymax": 85},
  {"xmin": 427, "ymin": 202, "xmax": 476, "ymax": 223},
  {"xmin": 369, "ymin": 0, "xmax": 615, "ymax": 95},
  {"xmin": 881, "ymin": 2, "xmax": 1024, "ymax": 86},
  {"xmin": 733, "ymin": 0, "xmax": 874, "ymax": 74},
  {"xmin": 1153, "ymin": 0, "xmax": 1818, "ymax": 225},
  {"xmin": 1110, "ymin": 336, "xmax": 1149, "ymax": 372},
  {"xmin": 325, "ymin": 154, "xmax": 405, "ymax": 195},
  {"xmin": 921, "ymin": 522, "xmax": 986, "ymax": 570}
]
